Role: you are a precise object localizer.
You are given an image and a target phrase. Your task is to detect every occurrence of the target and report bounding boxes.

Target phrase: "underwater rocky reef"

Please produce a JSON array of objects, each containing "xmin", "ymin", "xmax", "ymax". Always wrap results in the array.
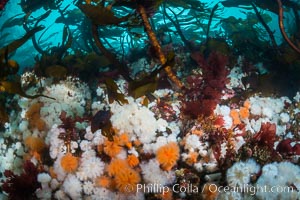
[{"xmin": 1, "ymin": 0, "xmax": 300, "ymax": 199}]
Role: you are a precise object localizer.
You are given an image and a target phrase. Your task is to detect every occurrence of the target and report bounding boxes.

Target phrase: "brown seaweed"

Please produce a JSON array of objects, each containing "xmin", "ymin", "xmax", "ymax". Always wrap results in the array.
[
  {"xmin": 104, "ymin": 78, "xmax": 128, "ymax": 105},
  {"xmin": 78, "ymin": 4, "xmax": 131, "ymax": 26},
  {"xmin": 0, "ymin": 48, "xmax": 19, "ymax": 78},
  {"xmin": 0, "ymin": 26, "xmax": 44, "ymax": 56},
  {"xmin": 0, "ymin": 13, "xmax": 26, "ymax": 31},
  {"xmin": 0, "ymin": 81, "xmax": 55, "ymax": 100},
  {"xmin": 137, "ymin": 4, "xmax": 183, "ymax": 89},
  {"xmin": 128, "ymin": 52, "xmax": 175, "ymax": 99},
  {"xmin": 45, "ymin": 65, "xmax": 67, "ymax": 79},
  {"xmin": 128, "ymin": 76, "xmax": 158, "ymax": 99},
  {"xmin": 91, "ymin": 110, "xmax": 111, "ymax": 133},
  {"xmin": 0, "ymin": 104, "xmax": 9, "ymax": 125}
]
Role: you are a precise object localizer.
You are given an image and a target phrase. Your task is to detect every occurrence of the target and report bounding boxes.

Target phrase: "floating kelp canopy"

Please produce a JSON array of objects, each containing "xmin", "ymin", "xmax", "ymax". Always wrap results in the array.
[{"xmin": 0, "ymin": 0, "xmax": 298, "ymax": 70}]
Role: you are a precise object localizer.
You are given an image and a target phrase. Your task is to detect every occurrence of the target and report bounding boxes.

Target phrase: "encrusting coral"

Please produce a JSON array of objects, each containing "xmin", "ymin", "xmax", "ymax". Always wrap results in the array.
[
  {"xmin": 230, "ymin": 109, "xmax": 241, "ymax": 125},
  {"xmin": 24, "ymin": 136, "xmax": 46, "ymax": 163},
  {"xmin": 201, "ymin": 183, "xmax": 219, "ymax": 200}
]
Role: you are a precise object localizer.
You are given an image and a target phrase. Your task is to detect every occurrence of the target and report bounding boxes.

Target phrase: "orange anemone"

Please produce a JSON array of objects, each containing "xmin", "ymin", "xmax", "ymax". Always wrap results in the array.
[
  {"xmin": 127, "ymin": 155, "xmax": 139, "ymax": 167},
  {"xmin": 239, "ymin": 106, "xmax": 249, "ymax": 119},
  {"xmin": 103, "ymin": 139, "xmax": 122, "ymax": 157},
  {"xmin": 243, "ymin": 100, "xmax": 251, "ymax": 109},
  {"xmin": 230, "ymin": 109, "xmax": 241, "ymax": 125},
  {"xmin": 24, "ymin": 136, "xmax": 46, "ymax": 153},
  {"xmin": 156, "ymin": 142, "xmax": 180, "ymax": 171},
  {"xmin": 60, "ymin": 152, "xmax": 79, "ymax": 173},
  {"xmin": 96, "ymin": 176, "xmax": 112, "ymax": 188},
  {"xmin": 106, "ymin": 159, "xmax": 129, "ymax": 176},
  {"xmin": 114, "ymin": 167, "xmax": 141, "ymax": 193}
]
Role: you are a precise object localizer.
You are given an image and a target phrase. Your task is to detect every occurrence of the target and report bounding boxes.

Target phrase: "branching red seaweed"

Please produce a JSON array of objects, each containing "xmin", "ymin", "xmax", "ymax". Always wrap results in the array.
[
  {"xmin": 182, "ymin": 51, "xmax": 229, "ymax": 118},
  {"xmin": 276, "ymin": 138, "xmax": 300, "ymax": 156},
  {"xmin": 1, "ymin": 160, "xmax": 41, "ymax": 200},
  {"xmin": 238, "ymin": 122, "xmax": 282, "ymax": 164}
]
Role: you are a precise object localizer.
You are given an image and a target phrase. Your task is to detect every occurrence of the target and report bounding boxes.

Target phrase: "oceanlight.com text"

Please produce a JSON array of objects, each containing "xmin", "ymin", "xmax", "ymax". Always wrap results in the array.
[
  {"xmin": 208, "ymin": 184, "xmax": 294, "ymax": 196},
  {"xmin": 125, "ymin": 183, "xmax": 295, "ymax": 196}
]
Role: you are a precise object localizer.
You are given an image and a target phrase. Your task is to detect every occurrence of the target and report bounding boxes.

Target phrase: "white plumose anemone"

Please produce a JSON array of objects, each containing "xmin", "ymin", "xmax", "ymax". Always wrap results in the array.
[
  {"xmin": 226, "ymin": 159, "xmax": 260, "ymax": 187},
  {"xmin": 76, "ymin": 156, "xmax": 105, "ymax": 181},
  {"xmin": 256, "ymin": 162, "xmax": 300, "ymax": 200},
  {"xmin": 62, "ymin": 174, "xmax": 82, "ymax": 199},
  {"xmin": 140, "ymin": 159, "xmax": 176, "ymax": 186}
]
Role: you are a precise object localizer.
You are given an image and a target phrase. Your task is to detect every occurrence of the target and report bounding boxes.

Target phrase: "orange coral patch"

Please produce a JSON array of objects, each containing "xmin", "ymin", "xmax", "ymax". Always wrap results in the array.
[
  {"xmin": 25, "ymin": 102, "xmax": 46, "ymax": 131},
  {"xmin": 106, "ymin": 159, "xmax": 129, "ymax": 176},
  {"xmin": 114, "ymin": 167, "xmax": 141, "ymax": 193},
  {"xmin": 186, "ymin": 151, "xmax": 199, "ymax": 165},
  {"xmin": 32, "ymin": 151, "xmax": 42, "ymax": 162},
  {"xmin": 60, "ymin": 152, "xmax": 79, "ymax": 173},
  {"xmin": 243, "ymin": 99, "xmax": 251, "ymax": 109},
  {"xmin": 191, "ymin": 128, "xmax": 204, "ymax": 136},
  {"xmin": 239, "ymin": 106, "xmax": 249, "ymax": 119},
  {"xmin": 24, "ymin": 136, "xmax": 46, "ymax": 153},
  {"xmin": 230, "ymin": 109, "xmax": 241, "ymax": 125},
  {"xmin": 158, "ymin": 188, "xmax": 173, "ymax": 200},
  {"xmin": 118, "ymin": 133, "xmax": 130, "ymax": 145},
  {"xmin": 49, "ymin": 166, "xmax": 57, "ymax": 179},
  {"xmin": 96, "ymin": 176, "xmax": 112, "ymax": 188},
  {"xmin": 133, "ymin": 139, "xmax": 142, "ymax": 147},
  {"xmin": 127, "ymin": 155, "xmax": 139, "ymax": 167},
  {"xmin": 156, "ymin": 142, "xmax": 180, "ymax": 171},
  {"xmin": 114, "ymin": 133, "xmax": 132, "ymax": 149},
  {"xmin": 103, "ymin": 139, "xmax": 122, "ymax": 157}
]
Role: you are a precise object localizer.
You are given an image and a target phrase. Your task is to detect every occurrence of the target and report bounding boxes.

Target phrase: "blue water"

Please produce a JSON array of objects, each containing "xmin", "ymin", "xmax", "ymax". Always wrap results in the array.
[{"xmin": 0, "ymin": 0, "xmax": 291, "ymax": 71}]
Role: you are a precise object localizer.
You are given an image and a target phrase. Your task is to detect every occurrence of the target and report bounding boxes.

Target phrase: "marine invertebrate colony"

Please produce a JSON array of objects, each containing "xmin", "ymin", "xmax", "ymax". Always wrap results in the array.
[
  {"xmin": 60, "ymin": 152, "xmax": 79, "ymax": 173},
  {"xmin": 156, "ymin": 142, "xmax": 180, "ymax": 171}
]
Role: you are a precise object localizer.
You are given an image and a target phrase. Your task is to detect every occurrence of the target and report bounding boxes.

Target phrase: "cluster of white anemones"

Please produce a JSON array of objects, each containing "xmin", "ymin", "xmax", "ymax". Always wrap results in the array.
[
  {"xmin": 0, "ymin": 138, "xmax": 24, "ymax": 175},
  {"xmin": 255, "ymin": 162, "xmax": 300, "ymax": 200},
  {"xmin": 2, "ymin": 59, "xmax": 300, "ymax": 200},
  {"xmin": 244, "ymin": 96, "xmax": 291, "ymax": 135},
  {"xmin": 42, "ymin": 121, "xmax": 162, "ymax": 200},
  {"xmin": 226, "ymin": 159, "xmax": 260, "ymax": 187},
  {"xmin": 110, "ymin": 97, "xmax": 169, "ymax": 144},
  {"xmin": 38, "ymin": 125, "xmax": 106, "ymax": 199}
]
